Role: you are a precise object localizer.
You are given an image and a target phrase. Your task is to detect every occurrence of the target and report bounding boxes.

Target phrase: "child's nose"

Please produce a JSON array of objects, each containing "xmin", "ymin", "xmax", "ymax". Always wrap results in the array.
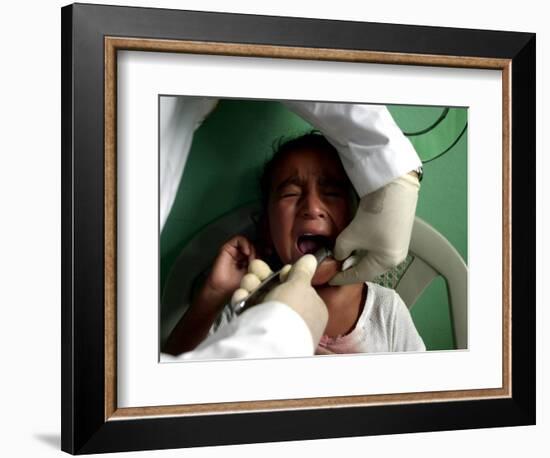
[{"xmin": 300, "ymin": 191, "xmax": 326, "ymax": 219}]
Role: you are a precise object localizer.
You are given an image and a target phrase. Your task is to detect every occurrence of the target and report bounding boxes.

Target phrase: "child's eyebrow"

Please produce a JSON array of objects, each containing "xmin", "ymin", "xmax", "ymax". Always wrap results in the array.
[
  {"xmin": 274, "ymin": 175, "xmax": 303, "ymax": 193},
  {"xmin": 318, "ymin": 176, "xmax": 348, "ymax": 188}
]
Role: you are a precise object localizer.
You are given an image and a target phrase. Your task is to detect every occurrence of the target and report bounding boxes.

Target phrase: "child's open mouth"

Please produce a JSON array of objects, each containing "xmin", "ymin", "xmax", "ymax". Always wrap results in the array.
[{"xmin": 296, "ymin": 234, "xmax": 333, "ymax": 255}]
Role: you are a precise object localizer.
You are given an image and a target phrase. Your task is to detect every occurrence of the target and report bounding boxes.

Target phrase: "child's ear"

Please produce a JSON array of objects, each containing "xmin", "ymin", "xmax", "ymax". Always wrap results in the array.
[
  {"xmin": 262, "ymin": 217, "xmax": 274, "ymax": 256},
  {"xmin": 256, "ymin": 212, "xmax": 274, "ymax": 257},
  {"xmin": 256, "ymin": 213, "xmax": 284, "ymax": 270}
]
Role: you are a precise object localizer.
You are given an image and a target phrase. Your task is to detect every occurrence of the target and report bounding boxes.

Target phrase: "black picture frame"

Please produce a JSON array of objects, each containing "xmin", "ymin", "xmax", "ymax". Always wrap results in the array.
[{"xmin": 61, "ymin": 2, "xmax": 535, "ymax": 454}]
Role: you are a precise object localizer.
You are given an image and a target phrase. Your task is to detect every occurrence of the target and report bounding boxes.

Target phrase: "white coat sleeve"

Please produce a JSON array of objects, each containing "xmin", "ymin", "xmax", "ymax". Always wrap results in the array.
[
  {"xmin": 160, "ymin": 96, "xmax": 218, "ymax": 231},
  {"xmin": 161, "ymin": 301, "xmax": 315, "ymax": 361},
  {"xmin": 283, "ymin": 101, "xmax": 422, "ymax": 196}
]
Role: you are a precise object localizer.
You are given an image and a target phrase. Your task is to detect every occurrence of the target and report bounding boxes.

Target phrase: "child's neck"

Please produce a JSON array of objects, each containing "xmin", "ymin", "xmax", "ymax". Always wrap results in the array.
[{"xmin": 315, "ymin": 283, "xmax": 366, "ymax": 338}]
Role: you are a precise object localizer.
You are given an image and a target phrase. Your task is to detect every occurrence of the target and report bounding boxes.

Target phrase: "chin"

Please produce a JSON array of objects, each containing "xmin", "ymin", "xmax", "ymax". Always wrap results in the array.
[{"xmin": 311, "ymin": 259, "xmax": 341, "ymax": 286}]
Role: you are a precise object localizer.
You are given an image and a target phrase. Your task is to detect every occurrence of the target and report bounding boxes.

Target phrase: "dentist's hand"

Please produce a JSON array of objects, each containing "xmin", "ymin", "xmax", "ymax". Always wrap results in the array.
[
  {"xmin": 230, "ymin": 255, "xmax": 328, "ymax": 347},
  {"xmin": 230, "ymin": 258, "xmax": 274, "ymax": 306},
  {"xmin": 264, "ymin": 255, "xmax": 329, "ymax": 347},
  {"xmin": 330, "ymin": 172, "xmax": 420, "ymax": 285}
]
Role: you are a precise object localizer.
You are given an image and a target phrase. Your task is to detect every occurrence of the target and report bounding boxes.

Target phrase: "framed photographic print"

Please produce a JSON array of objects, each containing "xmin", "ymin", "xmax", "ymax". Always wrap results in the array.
[
  {"xmin": 61, "ymin": 3, "xmax": 536, "ymax": 454},
  {"xmin": 158, "ymin": 97, "xmax": 468, "ymax": 359}
]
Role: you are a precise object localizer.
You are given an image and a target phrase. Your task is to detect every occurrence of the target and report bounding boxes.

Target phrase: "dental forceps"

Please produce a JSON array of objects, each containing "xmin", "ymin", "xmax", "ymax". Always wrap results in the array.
[{"xmin": 230, "ymin": 246, "xmax": 333, "ymax": 318}]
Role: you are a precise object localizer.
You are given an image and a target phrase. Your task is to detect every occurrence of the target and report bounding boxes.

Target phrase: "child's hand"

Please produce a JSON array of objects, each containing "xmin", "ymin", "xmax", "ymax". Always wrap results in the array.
[
  {"xmin": 163, "ymin": 235, "xmax": 257, "ymax": 355},
  {"xmin": 205, "ymin": 235, "xmax": 257, "ymax": 301}
]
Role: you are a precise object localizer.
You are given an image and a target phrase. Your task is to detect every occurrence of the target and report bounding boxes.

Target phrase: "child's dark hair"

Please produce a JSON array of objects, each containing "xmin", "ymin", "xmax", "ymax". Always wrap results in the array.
[{"xmin": 258, "ymin": 131, "xmax": 340, "ymax": 209}]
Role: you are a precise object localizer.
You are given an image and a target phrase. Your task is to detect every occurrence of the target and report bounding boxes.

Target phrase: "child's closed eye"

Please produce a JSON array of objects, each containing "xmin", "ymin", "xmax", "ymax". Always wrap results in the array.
[
  {"xmin": 281, "ymin": 192, "xmax": 300, "ymax": 198},
  {"xmin": 278, "ymin": 185, "xmax": 302, "ymax": 198},
  {"xmin": 322, "ymin": 187, "xmax": 345, "ymax": 197}
]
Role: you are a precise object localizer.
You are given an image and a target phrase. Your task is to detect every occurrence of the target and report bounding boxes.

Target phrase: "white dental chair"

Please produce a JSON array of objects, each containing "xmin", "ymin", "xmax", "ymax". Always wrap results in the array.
[
  {"xmin": 161, "ymin": 203, "xmax": 468, "ymax": 350},
  {"xmin": 376, "ymin": 217, "xmax": 468, "ymax": 349}
]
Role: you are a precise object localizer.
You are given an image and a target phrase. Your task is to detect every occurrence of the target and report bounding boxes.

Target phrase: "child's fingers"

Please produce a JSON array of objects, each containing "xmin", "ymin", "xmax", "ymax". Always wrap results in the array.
[
  {"xmin": 235, "ymin": 236, "xmax": 257, "ymax": 261},
  {"xmin": 248, "ymin": 242, "xmax": 257, "ymax": 261},
  {"xmin": 234, "ymin": 236, "xmax": 251, "ymax": 255},
  {"xmin": 224, "ymin": 236, "xmax": 257, "ymax": 266}
]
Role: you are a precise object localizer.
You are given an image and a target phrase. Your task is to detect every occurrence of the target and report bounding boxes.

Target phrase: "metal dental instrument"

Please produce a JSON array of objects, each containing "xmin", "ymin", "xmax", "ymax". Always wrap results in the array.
[{"xmin": 230, "ymin": 246, "xmax": 333, "ymax": 317}]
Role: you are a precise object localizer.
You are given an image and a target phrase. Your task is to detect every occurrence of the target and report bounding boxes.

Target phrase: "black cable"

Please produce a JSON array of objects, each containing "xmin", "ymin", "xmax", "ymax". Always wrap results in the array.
[
  {"xmin": 403, "ymin": 108, "xmax": 449, "ymax": 136},
  {"xmin": 421, "ymin": 122, "xmax": 468, "ymax": 165}
]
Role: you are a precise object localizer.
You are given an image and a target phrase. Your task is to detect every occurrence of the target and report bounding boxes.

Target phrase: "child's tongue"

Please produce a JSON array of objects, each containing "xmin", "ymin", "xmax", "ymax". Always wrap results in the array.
[{"xmin": 298, "ymin": 237, "xmax": 322, "ymax": 255}]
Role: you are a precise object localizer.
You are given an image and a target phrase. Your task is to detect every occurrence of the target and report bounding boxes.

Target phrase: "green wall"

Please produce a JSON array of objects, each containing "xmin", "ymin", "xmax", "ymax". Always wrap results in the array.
[
  {"xmin": 161, "ymin": 99, "xmax": 467, "ymax": 351},
  {"xmin": 388, "ymin": 105, "xmax": 468, "ymax": 350}
]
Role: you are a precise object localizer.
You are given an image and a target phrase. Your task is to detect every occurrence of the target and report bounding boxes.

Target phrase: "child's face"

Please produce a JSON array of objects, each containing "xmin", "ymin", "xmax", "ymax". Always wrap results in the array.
[{"xmin": 267, "ymin": 147, "xmax": 354, "ymax": 285}]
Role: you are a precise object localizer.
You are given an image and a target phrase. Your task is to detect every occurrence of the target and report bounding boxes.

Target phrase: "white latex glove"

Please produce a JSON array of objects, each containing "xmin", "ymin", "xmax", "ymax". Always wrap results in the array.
[
  {"xmin": 231, "ymin": 256, "xmax": 328, "ymax": 347},
  {"xmin": 230, "ymin": 259, "xmax": 274, "ymax": 306},
  {"xmin": 330, "ymin": 173, "xmax": 420, "ymax": 285},
  {"xmin": 263, "ymin": 255, "xmax": 328, "ymax": 347}
]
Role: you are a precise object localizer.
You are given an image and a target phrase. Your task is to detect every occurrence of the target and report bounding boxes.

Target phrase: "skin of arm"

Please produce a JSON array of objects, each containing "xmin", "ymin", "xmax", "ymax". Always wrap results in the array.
[{"xmin": 163, "ymin": 235, "xmax": 256, "ymax": 355}]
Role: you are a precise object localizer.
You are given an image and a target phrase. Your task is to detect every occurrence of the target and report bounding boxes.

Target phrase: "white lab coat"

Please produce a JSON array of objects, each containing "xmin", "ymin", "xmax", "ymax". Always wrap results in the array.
[
  {"xmin": 159, "ymin": 97, "xmax": 218, "ymax": 229},
  {"xmin": 159, "ymin": 97, "xmax": 421, "ymax": 231},
  {"xmin": 282, "ymin": 101, "xmax": 421, "ymax": 196},
  {"xmin": 161, "ymin": 301, "xmax": 314, "ymax": 360}
]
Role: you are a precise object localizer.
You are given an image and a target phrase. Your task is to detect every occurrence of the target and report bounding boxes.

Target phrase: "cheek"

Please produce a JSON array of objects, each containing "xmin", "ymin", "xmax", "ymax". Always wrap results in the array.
[
  {"xmin": 269, "ymin": 202, "xmax": 295, "ymax": 230},
  {"xmin": 268, "ymin": 204, "xmax": 294, "ymax": 251}
]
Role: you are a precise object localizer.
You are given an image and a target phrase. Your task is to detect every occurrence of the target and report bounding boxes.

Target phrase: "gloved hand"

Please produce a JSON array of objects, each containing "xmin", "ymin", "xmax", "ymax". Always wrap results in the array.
[
  {"xmin": 231, "ymin": 256, "xmax": 328, "ymax": 347},
  {"xmin": 264, "ymin": 255, "xmax": 328, "ymax": 347},
  {"xmin": 230, "ymin": 259, "xmax": 274, "ymax": 306},
  {"xmin": 330, "ymin": 172, "xmax": 420, "ymax": 285}
]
